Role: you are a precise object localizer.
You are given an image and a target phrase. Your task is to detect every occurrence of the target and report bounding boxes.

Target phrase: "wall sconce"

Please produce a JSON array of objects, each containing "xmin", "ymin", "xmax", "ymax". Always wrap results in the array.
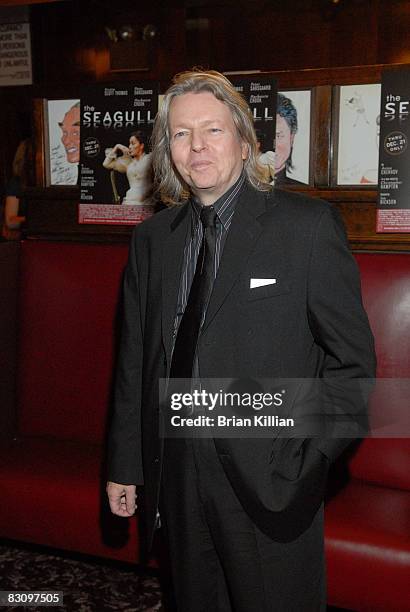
[
  {"xmin": 320, "ymin": 0, "xmax": 343, "ymax": 20},
  {"xmin": 118, "ymin": 25, "xmax": 135, "ymax": 41},
  {"xmin": 142, "ymin": 24, "xmax": 158, "ymax": 41},
  {"xmin": 105, "ymin": 24, "xmax": 158, "ymax": 44},
  {"xmin": 105, "ymin": 24, "xmax": 158, "ymax": 72}
]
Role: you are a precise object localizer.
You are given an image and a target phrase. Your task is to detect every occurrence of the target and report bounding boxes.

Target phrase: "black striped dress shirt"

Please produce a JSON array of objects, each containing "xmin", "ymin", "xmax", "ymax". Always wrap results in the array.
[{"xmin": 173, "ymin": 172, "xmax": 246, "ymax": 344}]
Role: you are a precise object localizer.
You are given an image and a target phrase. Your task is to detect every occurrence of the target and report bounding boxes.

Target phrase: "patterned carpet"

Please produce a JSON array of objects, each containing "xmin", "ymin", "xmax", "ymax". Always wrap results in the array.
[
  {"xmin": 0, "ymin": 541, "xmax": 162, "ymax": 611},
  {"xmin": 0, "ymin": 540, "xmax": 352, "ymax": 611}
]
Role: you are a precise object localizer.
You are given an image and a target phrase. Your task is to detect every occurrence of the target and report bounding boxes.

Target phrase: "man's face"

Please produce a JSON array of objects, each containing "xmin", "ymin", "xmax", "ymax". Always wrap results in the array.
[
  {"xmin": 275, "ymin": 114, "xmax": 294, "ymax": 173},
  {"xmin": 129, "ymin": 135, "xmax": 144, "ymax": 159},
  {"xmin": 59, "ymin": 106, "xmax": 80, "ymax": 164},
  {"xmin": 169, "ymin": 92, "xmax": 248, "ymax": 206}
]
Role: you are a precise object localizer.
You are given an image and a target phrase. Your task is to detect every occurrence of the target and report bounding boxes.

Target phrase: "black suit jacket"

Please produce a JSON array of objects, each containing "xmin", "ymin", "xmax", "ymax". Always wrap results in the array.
[{"xmin": 107, "ymin": 182, "xmax": 376, "ymax": 548}]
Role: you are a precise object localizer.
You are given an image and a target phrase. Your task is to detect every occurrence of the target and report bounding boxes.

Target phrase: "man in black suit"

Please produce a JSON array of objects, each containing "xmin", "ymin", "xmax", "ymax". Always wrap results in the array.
[{"xmin": 107, "ymin": 70, "xmax": 376, "ymax": 611}]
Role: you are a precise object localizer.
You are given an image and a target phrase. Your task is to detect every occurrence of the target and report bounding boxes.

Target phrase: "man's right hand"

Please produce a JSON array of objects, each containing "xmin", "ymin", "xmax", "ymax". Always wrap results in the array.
[{"xmin": 106, "ymin": 481, "xmax": 137, "ymax": 517}]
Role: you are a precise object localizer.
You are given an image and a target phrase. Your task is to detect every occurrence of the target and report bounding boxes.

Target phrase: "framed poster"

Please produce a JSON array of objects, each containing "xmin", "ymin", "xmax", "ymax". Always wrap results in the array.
[
  {"xmin": 44, "ymin": 99, "xmax": 80, "ymax": 186},
  {"xmin": 276, "ymin": 89, "xmax": 312, "ymax": 186},
  {"xmin": 78, "ymin": 82, "xmax": 158, "ymax": 225},
  {"xmin": 334, "ymin": 83, "xmax": 381, "ymax": 186},
  {"xmin": 377, "ymin": 68, "xmax": 410, "ymax": 232},
  {"xmin": 229, "ymin": 74, "xmax": 277, "ymax": 184}
]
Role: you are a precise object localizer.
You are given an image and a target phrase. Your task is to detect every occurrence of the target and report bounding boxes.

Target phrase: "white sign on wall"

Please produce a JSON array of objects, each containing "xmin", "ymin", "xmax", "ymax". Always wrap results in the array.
[{"xmin": 0, "ymin": 22, "xmax": 32, "ymax": 86}]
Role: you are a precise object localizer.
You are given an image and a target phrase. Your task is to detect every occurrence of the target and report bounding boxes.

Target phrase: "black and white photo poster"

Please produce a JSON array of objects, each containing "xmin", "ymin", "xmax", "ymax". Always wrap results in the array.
[
  {"xmin": 337, "ymin": 84, "xmax": 381, "ymax": 186},
  {"xmin": 377, "ymin": 69, "xmax": 410, "ymax": 233},
  {"xmin": 46, "ymin": 99, "xmax": 80, "ymax": 186}
]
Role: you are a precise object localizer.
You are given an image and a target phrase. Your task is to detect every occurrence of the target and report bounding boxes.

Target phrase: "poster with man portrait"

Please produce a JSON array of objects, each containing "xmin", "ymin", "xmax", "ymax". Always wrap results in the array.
[
  {"xmin": 276, "ymin": 90, "xmax": 311, "ymax": 186},
  {"xmin": 45, "ymin": 99, "xmax": 80, "ymax": 186},
  {"xmin": 228, "ymin": 74, "xmax": 277, "ymax": 184}
]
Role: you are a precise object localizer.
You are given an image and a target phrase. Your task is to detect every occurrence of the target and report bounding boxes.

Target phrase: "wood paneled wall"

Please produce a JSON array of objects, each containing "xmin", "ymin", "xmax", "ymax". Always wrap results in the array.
[
  {"xmin": 3, "ymin": 0, "xmax": 410, "ymax": 174},
  {"xmin": 2, "ymin": 0, "xmax": 410, "ymax": 248}
]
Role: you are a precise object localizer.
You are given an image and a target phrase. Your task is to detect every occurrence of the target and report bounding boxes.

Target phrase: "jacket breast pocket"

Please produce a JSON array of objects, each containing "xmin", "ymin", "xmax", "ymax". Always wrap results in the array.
[{"xmin": 247, "ymin": 281, "xmax": 291, "ymax": 302}]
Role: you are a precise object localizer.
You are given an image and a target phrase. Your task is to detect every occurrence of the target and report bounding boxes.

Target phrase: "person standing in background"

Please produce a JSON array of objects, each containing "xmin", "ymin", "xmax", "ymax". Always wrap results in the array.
[{"xmin": 1, "ymin": 139, "xmax": 32, "ymax": 241}]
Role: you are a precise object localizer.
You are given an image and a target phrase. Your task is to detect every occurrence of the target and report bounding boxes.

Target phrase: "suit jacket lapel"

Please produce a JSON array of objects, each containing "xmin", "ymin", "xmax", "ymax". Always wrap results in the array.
[
  {"xmin": 203, "ymin": 183, "xmax": 274, "ymax": 332},
  {"xmin": 161, "ymin": 203, "xmax": 190, "ymax": 364}
]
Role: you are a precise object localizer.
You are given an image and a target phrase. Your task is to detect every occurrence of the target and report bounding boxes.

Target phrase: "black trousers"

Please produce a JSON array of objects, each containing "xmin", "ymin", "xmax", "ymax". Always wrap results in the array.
[{"xmin": 160, "ymin": 437, "xmax": 326, "ymax": 612}]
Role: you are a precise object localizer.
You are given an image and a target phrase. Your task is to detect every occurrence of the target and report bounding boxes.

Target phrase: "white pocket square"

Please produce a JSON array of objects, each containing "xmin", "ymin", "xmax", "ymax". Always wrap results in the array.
[{"xmin": 250, "ymin": 278, "xmax": 277, "ymax": 289}]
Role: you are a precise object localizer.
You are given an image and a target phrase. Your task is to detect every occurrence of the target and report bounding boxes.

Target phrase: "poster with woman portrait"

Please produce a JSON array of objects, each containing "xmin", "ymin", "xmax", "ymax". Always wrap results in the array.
[
  {"xmin": 46, "ymin": 99, "xmax": 80, "ymax": 186},
  {"xmin": 78, "ymin": 82, "xmax": 158, "ymax": 225}
]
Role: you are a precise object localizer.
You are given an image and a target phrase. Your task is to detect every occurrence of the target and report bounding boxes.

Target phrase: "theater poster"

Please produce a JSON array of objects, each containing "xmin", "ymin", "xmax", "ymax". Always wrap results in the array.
[
  {"xmin": 228, "ymin": 74, "xmax": 276, "ymax": 184},
  {"xmin": 377, "ymin": 69, "xmax": 410, "ymax": 233},
  {"xmin": 46, "ymin": 99, "xmax": 80, "ymax": 186},
  {"xmin": 78, "ymin": 82, "xmax": 158, "ymax": 225}
]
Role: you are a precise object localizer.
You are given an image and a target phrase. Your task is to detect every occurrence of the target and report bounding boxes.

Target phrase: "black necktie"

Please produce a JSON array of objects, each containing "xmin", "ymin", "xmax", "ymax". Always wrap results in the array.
[{"xmin": 170, "ymin": 206, "xmax": 217, "ymax": 379}]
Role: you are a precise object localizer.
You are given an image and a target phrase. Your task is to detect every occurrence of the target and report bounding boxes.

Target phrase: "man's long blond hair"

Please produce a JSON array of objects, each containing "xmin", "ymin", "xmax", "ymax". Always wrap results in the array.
[{"xmin": 151, "ymin": 69, "xmax": 272, "ymax": 205}]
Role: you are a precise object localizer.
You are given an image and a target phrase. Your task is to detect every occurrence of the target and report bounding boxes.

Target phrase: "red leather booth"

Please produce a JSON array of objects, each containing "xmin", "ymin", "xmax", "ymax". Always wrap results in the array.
[
  {"xmin": 0, "ymin": 241, "xmax": 140, "ymax": 563},
  {"xmin": 0, "ymin": 241, "xmax": 409, "ymax": 610},
  {"xmin": 325, "ymin": 253, "xmax": 410, "ymax": 611}
]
